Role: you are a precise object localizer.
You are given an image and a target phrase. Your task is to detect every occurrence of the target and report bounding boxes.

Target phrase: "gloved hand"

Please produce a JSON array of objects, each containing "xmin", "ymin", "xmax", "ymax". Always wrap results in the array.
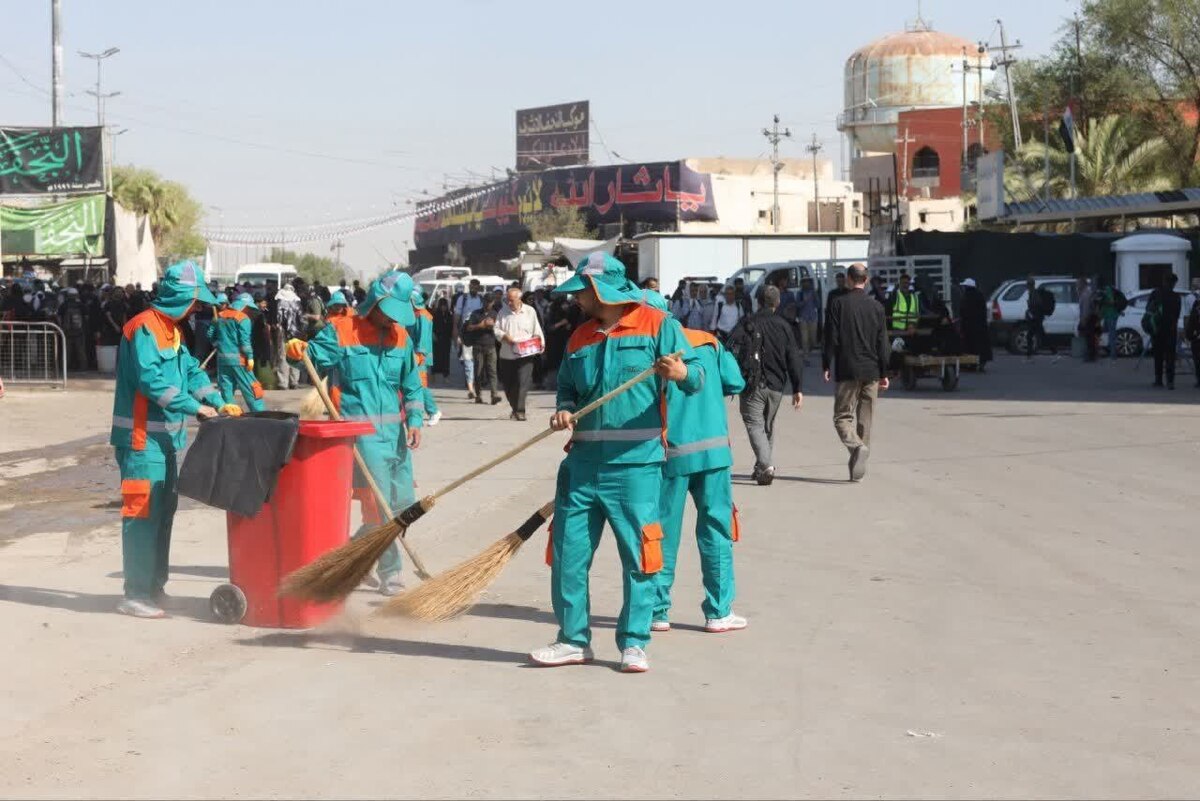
[
  {"xmin": 220, "ymin": 404, "xmax": 244, "ymax": 417},
  {"xmin": 286, "ymin": 338, "xmax": 307, "ymax": 361}
]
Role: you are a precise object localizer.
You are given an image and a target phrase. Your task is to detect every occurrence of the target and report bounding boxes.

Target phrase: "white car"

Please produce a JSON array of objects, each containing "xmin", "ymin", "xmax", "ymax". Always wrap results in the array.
[
  {"xmin": 989, "ymin": 276, "xmax": 1080, "ymax": 354},
  {"xmin": 1111, "ymin": 290, "xmax": 1196, "ymax": 357}
]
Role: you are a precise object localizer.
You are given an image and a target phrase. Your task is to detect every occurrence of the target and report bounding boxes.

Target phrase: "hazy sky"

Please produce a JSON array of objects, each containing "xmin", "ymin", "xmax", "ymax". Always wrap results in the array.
[{"xmin": 0, "ymin": 0, "xmax": 1080, "ymax": 276}]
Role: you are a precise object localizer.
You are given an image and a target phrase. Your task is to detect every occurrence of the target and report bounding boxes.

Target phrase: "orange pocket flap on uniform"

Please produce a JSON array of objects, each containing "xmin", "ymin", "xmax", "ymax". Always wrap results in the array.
[
  {"xmin": 251, "ymin": 381, "xmax": 265, "ymax": 399},
  {"xmin": 640, "ymin": 522, "xmax": 664, "ymax": 574},
  {"xmin": 731, "ymin": 504, "xmax": 741, "ymax": 543},
  {"xmin": 120, "ymin": 478, "xmax": 151, "ymax": 519}
]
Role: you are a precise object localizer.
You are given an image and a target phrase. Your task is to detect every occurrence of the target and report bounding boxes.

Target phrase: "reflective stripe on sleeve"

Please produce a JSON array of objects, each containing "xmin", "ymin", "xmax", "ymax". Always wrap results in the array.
[
  {"xmin": 192, "ymin": 384, "xmax": 219, "ymax": 401},
  {"xmin": 154, "ymin": 386, "xmax": 180, "ymax": 408}
]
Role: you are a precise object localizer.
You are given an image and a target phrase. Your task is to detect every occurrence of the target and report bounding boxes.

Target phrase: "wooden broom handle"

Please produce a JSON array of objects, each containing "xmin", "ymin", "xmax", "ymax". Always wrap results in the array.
[
  {"xmin": 428, "ymin": 350, "xmax": 683, "ymax": 502},
  {"xmin": 200, "ymin": 350, "xmax": 215, "ymax": 369},
  {"xmin": 300, "ymin": 349, "xmax": 432, "ymax": 579}
]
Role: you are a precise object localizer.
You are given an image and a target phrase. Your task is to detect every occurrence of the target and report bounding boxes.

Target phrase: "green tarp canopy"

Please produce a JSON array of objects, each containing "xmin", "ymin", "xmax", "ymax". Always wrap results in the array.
[{"xmin": 0, "ymin": 194, "xmax": 105, "ymax": 256}]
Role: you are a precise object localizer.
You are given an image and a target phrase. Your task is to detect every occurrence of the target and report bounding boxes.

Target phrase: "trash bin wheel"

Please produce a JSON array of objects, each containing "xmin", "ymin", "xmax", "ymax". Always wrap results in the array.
[
  {"xmin": 210, "ymin": 583, "xmax": 247, "ymax": 624},
  {"xmin": 941, "ymin": 366, "xmax": 959, "ymax": 392}
]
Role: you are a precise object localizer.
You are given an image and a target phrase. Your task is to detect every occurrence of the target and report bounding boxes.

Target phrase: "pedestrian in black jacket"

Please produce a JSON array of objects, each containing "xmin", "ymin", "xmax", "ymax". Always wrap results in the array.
[
  {"xmin": 727, "ymin": 285, "xmax": 804, "ymax": 486},
  {"xmin": 823, "ymin": 263, "xmax": 890, "ymax": 481},
  {"xmin": 1148, "ymin": 272, "xmax": 1182, "ymax": 389}
]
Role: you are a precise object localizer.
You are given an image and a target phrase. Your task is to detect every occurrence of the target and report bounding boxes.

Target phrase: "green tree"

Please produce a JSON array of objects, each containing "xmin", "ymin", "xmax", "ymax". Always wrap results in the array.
[
  {"xmin": 111, "ymin": 166, "xmax": 205, "ymax": 260},
  {"xmin": 1083, "ymin": 0, "xmax": 1200, "ymax": 183},
  {"xmin": 525, "ymin": 206, "xmax": 594, "ymax": 242},
  {"xmin": 1014, "ymin": 114, "xmax": 1172, "ymax": 229},
  {"xmin": 264, "ymin": 247, "xmax": 346, "ymax": 286}
]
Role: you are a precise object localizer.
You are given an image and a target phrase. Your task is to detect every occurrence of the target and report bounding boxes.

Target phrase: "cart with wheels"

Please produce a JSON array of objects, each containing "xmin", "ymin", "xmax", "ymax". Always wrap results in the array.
[
  {"xmin": 212, "ymin": 419, "xmax": 374, "ymax": 627},
  {"xmin": 898, "ymin": 353, "xmax": 979, "ymax": 392}
]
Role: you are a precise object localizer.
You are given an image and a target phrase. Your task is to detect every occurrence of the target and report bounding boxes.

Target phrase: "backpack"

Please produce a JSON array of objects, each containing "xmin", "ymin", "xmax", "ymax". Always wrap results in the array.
[
  {"xmin": 1038, "ymin": 287, "xmax": 1056, "ymax": 317},
  {"xmin": 730, "ymin": 317, "xmax": 765, "ymax": 390},
  {"xmin": 1142, "ymin": 295, "xmax": 1161, "ymax": 335},
  {"xmin": 461, "ymin": 308, "xmax": 486, "ymax": 347},
  {"xmin": 63, "ymin": 301, "xmax": 85, "ymax": 333},
  {"xmin": 1112, "ymin": 288, "xmax": 1128, "ymax": 314}
]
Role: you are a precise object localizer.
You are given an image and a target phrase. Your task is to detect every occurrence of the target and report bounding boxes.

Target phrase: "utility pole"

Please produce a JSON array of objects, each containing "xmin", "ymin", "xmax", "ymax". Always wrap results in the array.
[
  {"xmin": 960, "ymin": 48, "xmax": 969, "ymax": 168},
  {"xmin": 989, "ymin": 19, "xmax": 1023, "ymax": 148},
  {"xmin": 51, "ymin": 0, "xmax": 63, "ymax": 126},
  {"xmin": 805, "ymin": 133, "xmax": 823, "ymax": 233},
  {"xmin": 895, "ymin": 126, "xmax": 916, "ymax": 197},
  {"xmin": 761, "ymin": 114, "xmax": 792, "ymax": 233}
]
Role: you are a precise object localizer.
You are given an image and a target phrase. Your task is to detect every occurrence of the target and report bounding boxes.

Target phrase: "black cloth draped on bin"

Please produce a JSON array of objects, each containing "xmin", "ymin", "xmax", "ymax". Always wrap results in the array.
[{"xmin": 178, "ymin": 412, "xmax": 300, "ymax": 517}]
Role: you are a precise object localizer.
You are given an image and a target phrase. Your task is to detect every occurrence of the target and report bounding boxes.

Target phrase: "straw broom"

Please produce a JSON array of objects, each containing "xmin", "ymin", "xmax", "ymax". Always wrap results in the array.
[
  {"xmin": 279, "ymin": 350, "xmax": 432, "ymax": 602},
  {"xmin": 280, "ymin": 351, "xmax": 683, "ymax": 603},
  {"xmin": 379, "ymin": 500, "xmax": 554, "ymax": 621}
]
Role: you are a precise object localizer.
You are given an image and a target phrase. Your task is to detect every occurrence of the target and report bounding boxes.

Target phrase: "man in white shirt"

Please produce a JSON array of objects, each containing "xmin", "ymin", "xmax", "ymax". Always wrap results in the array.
[
  {"xmin": 493, "ymin": 287, "xmax": 545, "ymax": 421},
  {"xmin": 708, "ymin": 285, "xmax": 743, "ymax": 342}
]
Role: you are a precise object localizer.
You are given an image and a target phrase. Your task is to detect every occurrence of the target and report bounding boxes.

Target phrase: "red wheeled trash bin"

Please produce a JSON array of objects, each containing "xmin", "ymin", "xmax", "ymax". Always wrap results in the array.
[{"xmin": 210, "ymin": 419, "xmax": 375, "ymax": 627}]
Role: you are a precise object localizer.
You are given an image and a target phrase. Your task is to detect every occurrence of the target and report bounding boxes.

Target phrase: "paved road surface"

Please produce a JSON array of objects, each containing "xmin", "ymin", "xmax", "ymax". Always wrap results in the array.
[{"xmin": 1, "ymin": 356, "xmax": 1198, "ymax": 799}]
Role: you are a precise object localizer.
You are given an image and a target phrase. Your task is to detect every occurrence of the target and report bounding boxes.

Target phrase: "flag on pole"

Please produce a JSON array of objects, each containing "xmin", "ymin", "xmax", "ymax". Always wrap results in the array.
[{"xmin": 1059, "ymin": 107, "xmax": 1076, "ymax": 154}]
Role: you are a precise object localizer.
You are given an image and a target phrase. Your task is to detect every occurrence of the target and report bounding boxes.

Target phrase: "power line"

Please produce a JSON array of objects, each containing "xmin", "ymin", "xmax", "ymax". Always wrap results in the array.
[{"xmin": 762, "ymin": 114, "xmax": 792, "ymax": 232}]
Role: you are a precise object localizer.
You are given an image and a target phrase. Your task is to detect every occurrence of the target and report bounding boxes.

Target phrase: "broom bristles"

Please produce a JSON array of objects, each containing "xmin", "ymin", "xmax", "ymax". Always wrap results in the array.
[
  {"xmin": 279, "ymin": 520, "xmax": 405, "ymax": 602},
  {"xmin": 299, "ymin": 383, "xmax": 328, "ymax": 420},
  {"xmin": 378, "ymin": 531, "xmax": 525, "ymax": 622}
]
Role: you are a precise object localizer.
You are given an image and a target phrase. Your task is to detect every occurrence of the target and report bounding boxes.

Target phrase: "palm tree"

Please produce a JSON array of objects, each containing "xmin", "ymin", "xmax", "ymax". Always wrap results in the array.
[
  {"xmin": 1016, "ymin": 114, "xmax": 1172, "ymax": 200},
  {"xmin": 112, "ymin": 166, "xmax": 204, "ymax": 258}
]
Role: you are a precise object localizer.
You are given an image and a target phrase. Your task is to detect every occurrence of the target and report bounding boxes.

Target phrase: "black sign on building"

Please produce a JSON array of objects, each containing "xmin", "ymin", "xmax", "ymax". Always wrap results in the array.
[
  {"xmin": 0, "ymin": 127, "xmax": 105, "ymax": 194},
  {"xmin": 515, "ymin": 101, "xmax": 589, "ymax": 172}
]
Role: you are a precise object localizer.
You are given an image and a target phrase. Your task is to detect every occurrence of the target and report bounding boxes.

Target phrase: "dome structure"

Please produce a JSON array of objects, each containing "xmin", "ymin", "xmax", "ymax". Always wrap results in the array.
[{"xmin": 838, "ymin": 22, "xmax": 981, "ymax": 155}]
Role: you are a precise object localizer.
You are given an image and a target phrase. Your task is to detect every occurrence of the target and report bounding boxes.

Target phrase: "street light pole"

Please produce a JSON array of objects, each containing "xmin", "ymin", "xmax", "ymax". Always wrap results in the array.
[{"xmin": 78, "ymin": 47, "xmax": 120, "ymax": 125}]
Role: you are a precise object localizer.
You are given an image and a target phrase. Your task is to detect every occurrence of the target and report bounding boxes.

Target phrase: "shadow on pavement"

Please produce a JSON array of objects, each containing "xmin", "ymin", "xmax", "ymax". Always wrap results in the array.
[
  {"xmin": 0, "ymin": 584, "xmax": 212, "ymax": 621},
  {"xmin": 105, "ymin": 564, "xmax": 230, "ymax": 580},
  {"xmin": 732, "ymin": 473, "xmax": 850, "ymax": 486},
  {"xmin": 239, "ymin": 630, "xmax": 529, "ymax": 664}
]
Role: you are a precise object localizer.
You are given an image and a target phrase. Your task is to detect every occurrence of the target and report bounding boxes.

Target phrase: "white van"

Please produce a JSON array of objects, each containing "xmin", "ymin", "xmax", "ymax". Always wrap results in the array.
[
  {"xmin": 413, "ymin": 265, "xmax": 471, "ymax": 284},
  {"xmin": 235, "ymin": 263, "xmax": 298, "ymax": 288}
]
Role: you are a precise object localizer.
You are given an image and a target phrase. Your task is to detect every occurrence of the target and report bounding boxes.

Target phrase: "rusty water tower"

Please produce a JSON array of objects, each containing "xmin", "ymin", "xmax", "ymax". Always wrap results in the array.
[{"xmin": 837, "ymin": 18, "xmax": 980, "ymax": 157}]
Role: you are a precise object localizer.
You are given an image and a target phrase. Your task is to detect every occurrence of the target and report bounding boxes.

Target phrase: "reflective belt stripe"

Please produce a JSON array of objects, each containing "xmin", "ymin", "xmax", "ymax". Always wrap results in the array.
[
  {"xmin": 132, "ymin": 394, "xmax": 149, "ymax": 451},
  {"xmin": 341, "ymin": 413, "xmax": 406, "ymax": 424},
  {"xmin": 665, "ymin": 436, "xmax": 730, "ymax": 459},
  {"xmin": 571, "ymin": 428, "xmax": 662, "ymax": 442},
  {"xmin": 113, "ymin": 415, "xmax": 186, "ymax": 433},
  {"xmin": 155, "ymin": 386, "xmax": 180, "ymax": 408}
]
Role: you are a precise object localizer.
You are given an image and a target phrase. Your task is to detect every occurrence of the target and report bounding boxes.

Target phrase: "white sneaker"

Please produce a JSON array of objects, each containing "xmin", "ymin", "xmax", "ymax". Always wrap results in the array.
[
  {"xmin": 117, "ymin": 598, "xmax": 166, "ymax": 619},
  {"xmin": 428, "ymin": 410, "xmax": 442, "ymax": 426},
  {"xmin": 529, "ymin": 642, "xmax": 594, "ymax": 667},
  {"xmin": 650, "ymin": 620, "xmax": 671, "ymax": 632},
  {"xmin": 620, "ymin": 646, "xmax": 650, "ymax": 673},
  {"xmin": 378, "ymin": 575, "xmax": 404, "ymax": 597},
  {"xmin": 704, "ymin": 613, "xmax": 748, "ymax": 633}
]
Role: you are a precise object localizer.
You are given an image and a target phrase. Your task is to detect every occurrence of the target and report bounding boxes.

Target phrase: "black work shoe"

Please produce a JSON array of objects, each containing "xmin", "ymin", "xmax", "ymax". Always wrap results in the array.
[
  {"xmin": 491, "ymin": 395, "xmax": 502, "ymax": 405},
  {"xmin": 755, "ymin": 466, "xmax": 775, "ymax": 486}
]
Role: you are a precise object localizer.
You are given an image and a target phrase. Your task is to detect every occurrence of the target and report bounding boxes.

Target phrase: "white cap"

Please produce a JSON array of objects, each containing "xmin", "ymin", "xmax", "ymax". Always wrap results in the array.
[{"xmin": 961, "ymin": 278, "xmax": 976, "ymax": 288}]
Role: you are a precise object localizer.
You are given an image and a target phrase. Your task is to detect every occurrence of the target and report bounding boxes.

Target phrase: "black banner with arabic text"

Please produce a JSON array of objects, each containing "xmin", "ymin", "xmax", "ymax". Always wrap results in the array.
[
  {"xmin": 0, "ymin": 126, "xmax": 104, "ymax": 194},
  {"xmin": 414, "ymin": 160, "xmax": 717, "ymax": 249},
  {"xmin": 516, "ymin": 101, "xmax": 589, "ymax": 172}
]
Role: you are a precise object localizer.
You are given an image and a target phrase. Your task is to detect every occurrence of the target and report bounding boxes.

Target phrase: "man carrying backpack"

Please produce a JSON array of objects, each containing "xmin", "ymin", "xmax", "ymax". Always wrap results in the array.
[
  {"xmin": 1023, "ymin": 277, "xmax": 1056, "ymax": 362},
  {"xmin": 1146, "ymin": 272, "xmax": 1182, "ymax": 389},
  {"xmin": 727, "ymin": 285, "xmax": 804, "ymax": 486}
]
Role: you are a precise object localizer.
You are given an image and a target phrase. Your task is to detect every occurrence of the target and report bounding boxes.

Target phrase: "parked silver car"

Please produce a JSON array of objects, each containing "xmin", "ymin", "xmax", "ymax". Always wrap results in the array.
[{"xmin": 988, "ymin": 276, "xmax": 1080, "ymax": 354}]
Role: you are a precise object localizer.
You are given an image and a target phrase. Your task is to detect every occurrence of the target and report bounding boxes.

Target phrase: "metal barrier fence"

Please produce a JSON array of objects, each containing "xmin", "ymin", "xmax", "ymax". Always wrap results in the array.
[{"xmin": 0, "ymin": 321, "xmax": 67, "ymax": 388}]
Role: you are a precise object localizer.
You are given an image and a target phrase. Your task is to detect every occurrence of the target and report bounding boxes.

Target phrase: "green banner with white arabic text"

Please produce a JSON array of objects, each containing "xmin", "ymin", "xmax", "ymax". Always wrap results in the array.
[{"xmin": 0, "ymin": 194, "xmax": 106, "ymax": 256}]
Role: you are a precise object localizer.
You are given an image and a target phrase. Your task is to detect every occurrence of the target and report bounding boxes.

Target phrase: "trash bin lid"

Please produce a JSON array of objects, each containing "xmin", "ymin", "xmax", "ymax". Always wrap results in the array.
[{"xmin": 299, "ymin": 420, "xmax": 376, "ymax": 439}]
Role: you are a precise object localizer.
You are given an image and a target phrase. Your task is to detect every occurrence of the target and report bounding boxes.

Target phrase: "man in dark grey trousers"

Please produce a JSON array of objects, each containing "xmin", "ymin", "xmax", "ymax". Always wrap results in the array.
[
  {"xmin": 728, "ymin": 285, "xmax": 804, "ymax": 486},
  {"xmin": 823, "ymin": 263, "xmax": 890, "ymax": 481}
]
